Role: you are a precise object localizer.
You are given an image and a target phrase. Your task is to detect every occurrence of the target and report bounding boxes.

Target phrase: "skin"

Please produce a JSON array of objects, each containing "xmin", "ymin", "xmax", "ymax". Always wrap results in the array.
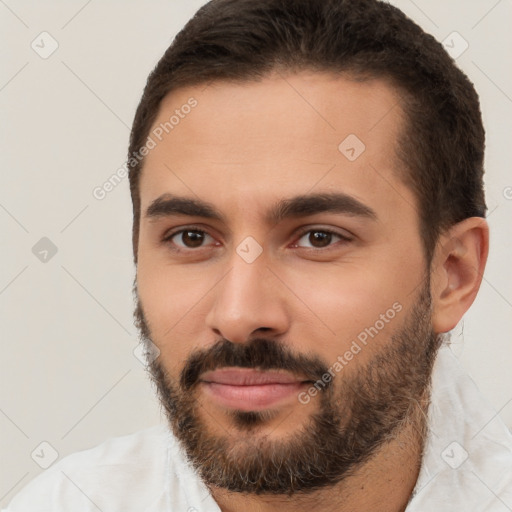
[{"xmin": 135, "ymin": 70, "xmax": 489, "ymax": 512}]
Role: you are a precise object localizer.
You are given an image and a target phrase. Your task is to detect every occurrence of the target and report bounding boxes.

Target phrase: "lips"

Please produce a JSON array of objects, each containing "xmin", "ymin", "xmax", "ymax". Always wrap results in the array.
[{"xmin": 199, "ymin": 368, "xmax": 312, "ymax": 411}]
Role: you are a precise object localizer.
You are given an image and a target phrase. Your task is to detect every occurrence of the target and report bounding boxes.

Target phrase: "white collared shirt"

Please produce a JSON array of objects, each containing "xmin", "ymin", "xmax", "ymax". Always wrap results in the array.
[{"xmin": 4, "ymin": 345, "xmax": 512, "ymax": 511}]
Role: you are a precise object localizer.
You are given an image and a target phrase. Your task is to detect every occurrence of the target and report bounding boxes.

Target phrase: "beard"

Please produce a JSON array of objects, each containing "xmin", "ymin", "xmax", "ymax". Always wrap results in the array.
[{"xmin": 133, "ymin": 279, "xmax": 442, "ymax": 496}]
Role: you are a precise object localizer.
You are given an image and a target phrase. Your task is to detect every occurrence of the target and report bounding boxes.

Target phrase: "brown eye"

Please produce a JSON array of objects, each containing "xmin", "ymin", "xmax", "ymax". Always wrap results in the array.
[
  {"xmin": 294, "ymin": 229, "xmax": 351, "ymax": 249},
  {"xmin": 307, "ymin": 231, "xmax": 332, "ymax": 247},
  {"xmin": 181, "ymin": 230, "xmax": 205, "ymax": 247},
  {"xmin": 166, "ymin": 229, "xmax": 214, "ymax": 249}
]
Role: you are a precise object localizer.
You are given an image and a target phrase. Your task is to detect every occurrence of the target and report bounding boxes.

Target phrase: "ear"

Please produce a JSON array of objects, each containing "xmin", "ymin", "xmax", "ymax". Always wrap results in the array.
[{"xmin": 430, "ymin": 217, "xmax": 489, "ymax": 333}]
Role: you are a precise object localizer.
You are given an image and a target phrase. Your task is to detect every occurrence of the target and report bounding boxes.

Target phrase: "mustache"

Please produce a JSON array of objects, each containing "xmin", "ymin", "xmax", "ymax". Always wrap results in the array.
[{"xmin": 180, "ymin": 338, "xmax": 330, "ymax": 391}]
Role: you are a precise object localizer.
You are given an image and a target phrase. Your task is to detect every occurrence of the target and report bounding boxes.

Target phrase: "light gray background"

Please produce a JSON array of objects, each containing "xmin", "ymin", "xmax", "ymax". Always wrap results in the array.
[{"xmin": 1, "ymin": 0, "xmax": 511, "ymax": 507}]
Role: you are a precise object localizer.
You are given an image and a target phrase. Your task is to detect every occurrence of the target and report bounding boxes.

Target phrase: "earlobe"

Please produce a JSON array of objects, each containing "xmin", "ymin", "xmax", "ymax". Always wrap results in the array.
[{"xmin": 430, "ymin": 218, "xmax": 489, "ymax": 333}]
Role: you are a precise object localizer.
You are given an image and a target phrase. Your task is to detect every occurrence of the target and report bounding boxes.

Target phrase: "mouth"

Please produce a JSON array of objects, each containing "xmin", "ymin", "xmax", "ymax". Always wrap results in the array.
[{"xmin": 199, "ymin": 368, "xmax": 313, "ymax": 411}]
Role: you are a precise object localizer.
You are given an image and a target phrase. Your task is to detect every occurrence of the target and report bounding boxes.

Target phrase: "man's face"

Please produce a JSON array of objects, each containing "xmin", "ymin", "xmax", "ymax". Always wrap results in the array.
[{"xmin": 134, "ymin": 71, "xmax": 440, "ymax": 492}]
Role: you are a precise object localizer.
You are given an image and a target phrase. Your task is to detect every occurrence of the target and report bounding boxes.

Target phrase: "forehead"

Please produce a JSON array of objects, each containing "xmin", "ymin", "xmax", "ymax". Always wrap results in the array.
[{"xmin": 139, "ymin": 71, "xmax": 416, "ymax": 227}]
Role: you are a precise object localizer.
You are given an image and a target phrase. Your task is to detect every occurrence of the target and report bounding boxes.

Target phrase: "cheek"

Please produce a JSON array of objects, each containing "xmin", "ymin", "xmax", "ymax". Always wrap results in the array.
[
  {"xmin": 136, "ymin": 260, "xmax": 208, "ymax": 368},
  {"xmin": 281, "ymin": 261, "xmax": 411, "ymax": 362},
  {"xmin": 138, "ymin": 239, "xmax": 208, "ymax": 320}
]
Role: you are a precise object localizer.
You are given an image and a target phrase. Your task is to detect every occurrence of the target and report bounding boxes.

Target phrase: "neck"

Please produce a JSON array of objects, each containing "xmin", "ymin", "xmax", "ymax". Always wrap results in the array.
[{"xmin": 208, "ymin": 399, "xmax": 429, "ymax": 512}]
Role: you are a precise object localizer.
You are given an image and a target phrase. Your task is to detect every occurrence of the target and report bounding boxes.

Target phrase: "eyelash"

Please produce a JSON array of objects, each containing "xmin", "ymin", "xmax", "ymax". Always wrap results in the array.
[{"xmin": 162, "ymin": 225, "xmax": 353, "ymax": 253}]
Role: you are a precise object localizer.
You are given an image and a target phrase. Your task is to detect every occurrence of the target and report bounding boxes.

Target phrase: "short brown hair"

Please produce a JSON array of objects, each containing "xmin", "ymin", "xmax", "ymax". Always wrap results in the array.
[{"xmin": 128, "ymin": 0, "xmax": 486, "ymax": 265}]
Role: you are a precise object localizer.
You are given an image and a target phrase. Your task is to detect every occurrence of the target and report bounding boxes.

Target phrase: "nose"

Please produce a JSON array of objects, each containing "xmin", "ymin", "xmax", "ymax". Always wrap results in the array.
[{"xmin": 205, "ymin": 250, "xmax": 290, "ymax": 344}]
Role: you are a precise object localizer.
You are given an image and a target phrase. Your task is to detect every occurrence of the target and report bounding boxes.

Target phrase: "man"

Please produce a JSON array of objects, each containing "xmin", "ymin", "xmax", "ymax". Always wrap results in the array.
[{"xmin": 4, "ymin": 0, "xmax": 512, "ymax": 510}]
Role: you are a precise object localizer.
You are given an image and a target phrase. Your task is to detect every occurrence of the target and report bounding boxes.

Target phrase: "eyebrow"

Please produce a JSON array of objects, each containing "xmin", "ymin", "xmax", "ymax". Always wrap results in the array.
[{"xmin": 144, "ymin": 192, "xmax": 378, "ymax": 225}]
